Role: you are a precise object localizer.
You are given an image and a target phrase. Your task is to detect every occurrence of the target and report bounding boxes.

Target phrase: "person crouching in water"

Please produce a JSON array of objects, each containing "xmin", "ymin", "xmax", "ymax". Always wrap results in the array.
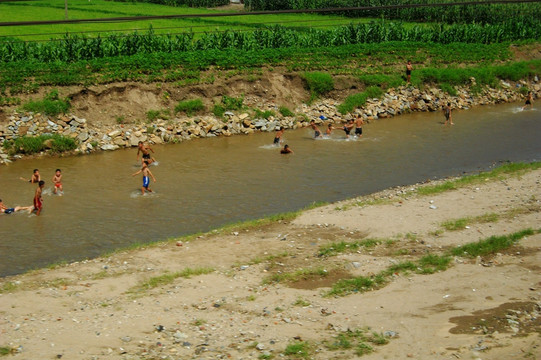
[{"xmin": 132, "ymin": 161, "xmax": 157, "ymax": 195}]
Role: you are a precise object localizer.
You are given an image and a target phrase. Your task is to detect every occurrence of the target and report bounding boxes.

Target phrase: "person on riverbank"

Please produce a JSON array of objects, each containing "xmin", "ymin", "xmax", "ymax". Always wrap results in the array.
[
  {"xmin": 342, "ymin": 119, "xmax": 355, "ymax": 138},
  {"xmin": 52, "ymin": 169, "xmax": 63, "ymax": 195},
  {"xmin": 280, "ymin": 144, "xmax": 293, "ymax": 154},
  {"xmin": 406, "ymin": 60, "xmax": 413, "ymax": 83},
  {"xmin": 20, "ymin": 169, "xmax": 40, "ymax": 183},
  {"xmin": 137, "ymin": 141, "xmax": 155, "ymax": 165},
  {"xmin": 273, "ymin": 127, "xmax": 284, "ymax": 145},
  {"xmin": 33, "ymin": 180, "xmax": 45, "ymax": 216},
  {"xmin": 132, "ymin": 161, "xmax": 157, "ymax": 195},
  {"xmin": 522, "ymin": 91, "xmax": 534, "ymax": 110},
  {"xmin": 355, "ymin": 115, "xmax": 364, "ymax": 138},
  {"xmin": 443, "ymin": 103, "xmax": 454, "ymax": 125},
  {"xmin": 310, "ymin": 120, "xmax": 322, "ymax": 139}
]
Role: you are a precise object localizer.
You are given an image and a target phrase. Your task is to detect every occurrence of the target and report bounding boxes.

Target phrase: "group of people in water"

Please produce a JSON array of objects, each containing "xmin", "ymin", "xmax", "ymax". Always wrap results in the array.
[
  {"xmin": 0, "ymin": 168, "xmax": 63, "ymax": 216},
  {"xmin": 274, "ymin": 114, "xmax": 366, "ymax": 154}
]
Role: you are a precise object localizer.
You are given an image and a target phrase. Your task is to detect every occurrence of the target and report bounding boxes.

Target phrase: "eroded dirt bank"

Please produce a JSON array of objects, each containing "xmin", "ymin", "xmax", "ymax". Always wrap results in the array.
[{"xmin": 1, "ymin": 168, "xmax": 539, "ymax": 359}]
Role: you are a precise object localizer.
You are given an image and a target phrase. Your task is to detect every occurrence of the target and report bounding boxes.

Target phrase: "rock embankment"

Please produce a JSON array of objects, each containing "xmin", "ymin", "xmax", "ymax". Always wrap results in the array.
[{"xmin": 0, "ymin": 79, "xmax": 538, "ymax": 164}]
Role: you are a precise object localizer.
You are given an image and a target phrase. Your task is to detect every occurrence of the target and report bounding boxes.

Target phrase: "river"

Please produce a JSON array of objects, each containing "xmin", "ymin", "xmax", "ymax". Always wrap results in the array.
[{"xmin": 0, "ymin": 103, "xmax": 539, "ymax": 276}]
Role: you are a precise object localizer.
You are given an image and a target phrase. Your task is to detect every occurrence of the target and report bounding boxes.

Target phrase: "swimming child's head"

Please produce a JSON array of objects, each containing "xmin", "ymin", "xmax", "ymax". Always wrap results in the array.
[
  {"xmin": 33, "ymin": 169, "xmax": 39, "ymax": 174},
  {"xmin": 38, "ymin": 180, "xmax": 45, "ymax": 187},
  {"xmin": 143, "ymin": 160, "xmax": 149, "ymax": 166},
  {"xmin": 55, "ymin": 169, "xmax": 61, "ymax": 174}
]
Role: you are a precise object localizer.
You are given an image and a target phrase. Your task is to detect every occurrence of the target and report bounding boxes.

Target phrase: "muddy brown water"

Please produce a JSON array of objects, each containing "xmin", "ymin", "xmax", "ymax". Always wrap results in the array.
[{"xmin": 0, "ymin": 103, "xmax": 539, "ymax": 277}]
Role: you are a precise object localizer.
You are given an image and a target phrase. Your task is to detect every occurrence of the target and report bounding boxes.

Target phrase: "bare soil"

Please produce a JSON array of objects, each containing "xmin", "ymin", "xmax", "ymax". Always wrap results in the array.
[{"xmin": 1, "ymin": 168, "xmax": 540, "ymax": 359}]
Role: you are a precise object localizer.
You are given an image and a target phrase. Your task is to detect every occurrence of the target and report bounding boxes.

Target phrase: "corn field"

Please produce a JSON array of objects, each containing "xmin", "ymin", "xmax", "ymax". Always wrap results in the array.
[
  {"xmin": 1, "ymin": 20, "xmax": 539, "ymax": 64},
  {"xmin": 244, "ymin": 0, "xmax": 540, "ymax": 25}
]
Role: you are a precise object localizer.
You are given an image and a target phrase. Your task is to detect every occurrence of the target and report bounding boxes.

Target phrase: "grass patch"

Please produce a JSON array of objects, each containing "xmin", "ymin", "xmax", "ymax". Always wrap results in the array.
[
  {"xmin": 0, "ymin": 282, "xmax": 19, "ymax": 294},
  {"xmin": 283, "ymin": 341, "xmax": 312, "ymax": 359},
  {"xmin": 337, "ymin": 86, "xmax": 384, "ymax": 114},
  {"xmin": 450, "ymin": 229, "xmax": 538, "ymax": 258},
  {"xmin": 279, "ymin": 105, "xmax": 295, "ymax": 117},
  {"xmin": 129, "ymin": 267, "xmax": 214, "ymax": 293},
  {"xmin": 318, "ymin": 238, "xmax": 382, "ymax": 257},
  {"xmin": 324, "ymin": 328, "xmax": 391, "ymax": 356},
  {"xmin": 174, "ymin": 98, "xmax": 205, "ymax": 116},
  {"xmin": 263, "ymin": 267, "xmax": 329, "ymax": 285},
  {"xmin": 302, "ymin": 71, "xmax": 334, "ymax": 102},
  {"xmin": 441, "ymin": 212, "xmax": 499, "ymax": 231},
  {"xmin": 326, "ymin": 274, "xmax": 387, "ymax": 297},
  {"xmin": 4, "ymin": 134, "xmax": 77, "ymax": 155},
  {"xmin": 293, "ymin": 297, "xmax": 311, "ymax": 307},
  {"xmin": 0, "ymin": 346, "xmax": 14, "ymax": 356},
  {"xmin": 20, "ymin": 89, "xmax": 70, "ymax": 116},
  {"xmin": 254, "ymin": 109, "xmax": 275, "ymax": 119}
]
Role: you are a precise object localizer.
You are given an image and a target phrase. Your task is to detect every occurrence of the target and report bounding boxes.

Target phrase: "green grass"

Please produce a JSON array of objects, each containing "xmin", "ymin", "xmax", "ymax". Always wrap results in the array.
[
  {"xmin": 20, "ymin": 89, "xmax": 70, "ymax": 116},
  {"xmin": 324, "ymin": 328, "xmax": 391, "ymax": 356},
  {"xmin": 129, "ymin": 267, "xmax": 214, "ymax": 293},
  {"xmin": 283, "ymin": 341, "xmax": 312, "ymax": 359},
  {"xmin": 0, "ymin": 346, "xmax": 13, "ymax": 356},
  {"xmin": 254, "ymin": 109, "xmax": 275, "ymax": 119},
  {"xmin": 279, "ymin": 106, "xmax": 295, "ymax": 117},
  {"xmin": 293, "ymin": 297, "xmax": 311, "ymax": 307},
  {"xmin": 263, "ymin": 267, "xmax": 329, "ymax": 285},
  {"xmin": 318, "ymin": 238, "xmax": 382, "ymax": 257},
  {"xmin": 174, "ymin": 98, "xmax": 205, "ymax": 116},
  {"xmin": 441, "ymin": 212, "xmax": 499, "ymax": 231},
  {"xmin": 302, "ymin": 71, "xmax": 334, "ymax": 102},
  {"xmin": 450, "ymin": 229, "xmax": 538, "ymax": 258},
  {"xmin": 4, "ymin": 134, "xmax": 77, "ymax": 155},
  {"xmin": 337, "ymin": 86, "xmax": 384, "ymax": 114}
]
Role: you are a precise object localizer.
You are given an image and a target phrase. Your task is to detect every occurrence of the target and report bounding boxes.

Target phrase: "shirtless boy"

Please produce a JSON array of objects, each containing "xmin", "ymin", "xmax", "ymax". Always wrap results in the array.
[
  {"xmin": 273, "ymin": 127, "xmax": 284, "ymax": 145},
  {"xmin": 132, "ymin": 161, "xmax": 157, "ymax": 195},
  {"xmin": 280, "ymin": 144, "xmax": 293, "ymax": 154},
  {"xmin": 355, "ymin": 115, "xmax": 364, "ymax": 138},
  {"xmin": 137, "ymin": 141, "xmax": 155, "ymax": 165},
  {"xmin": 310, "ymin": 120, "xmax": 322, "ymax": 139},
  {"xmin": 20, "ymin": 169, "xmax": 40, "ymax": 183},
  {"xmin": 0, "ymin": 199, "xmax": 33, "ymax": 214},
  {"xmin": 342, "ymin": 119, "xmax": 355, "ymax": 138},
  {"xmin": 52, "ymin": 169, "xmax": 63, "ymax": 195},
  {"xmin": 443, "ymin": 103, "xmax": 453, "ymax": 125},
  {"xmin": 33, "ymin": 180, "xmax": 45, "ymax": 216}
]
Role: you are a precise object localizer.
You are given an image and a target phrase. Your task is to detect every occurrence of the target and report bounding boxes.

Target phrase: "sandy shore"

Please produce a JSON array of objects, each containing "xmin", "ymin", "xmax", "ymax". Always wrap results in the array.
[{"xmin": 1, "ymin": 167, "xmax": 540, "ymax": 359}]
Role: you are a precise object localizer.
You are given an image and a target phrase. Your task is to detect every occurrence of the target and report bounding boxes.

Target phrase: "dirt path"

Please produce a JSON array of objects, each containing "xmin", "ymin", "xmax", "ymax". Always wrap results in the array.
[{"xmin": 1, "ymin": 169, "xmax": 540, "ymax": 359}]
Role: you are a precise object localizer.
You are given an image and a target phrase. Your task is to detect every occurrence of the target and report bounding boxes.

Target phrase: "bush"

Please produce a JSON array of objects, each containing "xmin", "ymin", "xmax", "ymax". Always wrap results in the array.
[
  {"xmin": 213, "ymin": 104, "xmax": 225, "ymax": 118},
  {"xmin": 440, "ymin": 83, "xmax": 458, "ymax": 96},
  {"xmin": 279, "ymin": 106, "xmax": 295, "ymax": 117},
  {"xmin": 337, "ymin": 86, "xmax": 383, "ymax": 114},
  {"xmin": 21, "ymin": 90, "xmax": 70, "ymax": 116},
  {"xmin": 221, "ymin": 95, "xmax": 244, "ymax": 110},
  {"xmin": 359, "ymin": 74, "xmax": 403, "ymax": 89},
  {"xmin": 8, "ymin": 134, "xmax": 77, "ymax": 155},
  {"xmin": 254, "ymin": 109, "xmax": 274, "ymax": 119},
  {"xmin": 303, "ymin": 72, "xmax": 334, "ymax": 101},
  {"xmin": 174, "ymin": 99, "xmax": 205, "ymax": 116}
]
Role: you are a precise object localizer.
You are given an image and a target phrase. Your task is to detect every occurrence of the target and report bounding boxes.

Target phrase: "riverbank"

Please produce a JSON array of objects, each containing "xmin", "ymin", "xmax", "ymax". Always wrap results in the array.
[
  {"xmin": 0, "ymin": 75, "xmax": 539, "ymax": 165},
  {"xmin": 1, "ymin": 164, "xmax": 540, "ymax": 359}
]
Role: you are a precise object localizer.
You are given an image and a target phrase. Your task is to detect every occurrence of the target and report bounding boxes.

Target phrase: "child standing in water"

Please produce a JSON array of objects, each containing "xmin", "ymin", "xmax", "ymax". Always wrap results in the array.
[
  {"xmin": 310, "ymin": 120, "xmax": 322, "ymax": 139},
  {"xmin": 52, "ymin": 169, "xmax": 63, "ymax": 195},
  {"xmin": 137, "ymin": 141, "xmax": 156, "ymax": 165},
  {"xmin": 33, "ymin": 180, "xmax": 45, "ymax": 216},
  {"xmin": 132, "ymin": 161, "xmax": 157, "ymax": 195},
  {"xmin": 273, "ymin": 127, "xmax": 284, "ymax": 145}
]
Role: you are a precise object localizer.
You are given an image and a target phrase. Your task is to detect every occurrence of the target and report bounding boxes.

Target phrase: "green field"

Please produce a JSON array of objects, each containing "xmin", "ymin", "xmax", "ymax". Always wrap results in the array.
[{"xmin": 0, "ymin": 0, "xmax": 371, "ymax": 41}]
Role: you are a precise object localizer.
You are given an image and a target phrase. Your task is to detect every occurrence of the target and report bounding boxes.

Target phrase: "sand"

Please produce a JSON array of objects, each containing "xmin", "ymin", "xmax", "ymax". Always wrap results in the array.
[{"xmin": 1, "ymin": 169, "xmax": 540, "ymax": 360}]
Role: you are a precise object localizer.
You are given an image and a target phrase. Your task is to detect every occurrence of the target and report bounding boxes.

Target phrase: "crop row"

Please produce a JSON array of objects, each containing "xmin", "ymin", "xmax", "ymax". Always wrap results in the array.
[
  {"xmin": 1, "ymin": 20, "xmax": 539, "ymax": 64},
  {"xmin": 244, "ymin": 0, "xmax": 540, "ymax": 25}
]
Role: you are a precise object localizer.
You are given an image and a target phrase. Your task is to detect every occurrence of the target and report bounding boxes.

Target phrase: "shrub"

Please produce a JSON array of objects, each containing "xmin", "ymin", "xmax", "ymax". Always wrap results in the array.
[
  {"xmin": 213, "ymin": 104, "xmax": 225, "ymax": 118},
  {"xmin": 303, "ymin": 72, "xmax": 334, "ymax": 102},
  {"xmin": 279, "ymin": 106, "xmax": 295, "ymax": 117},
  {"xmin": 21, "ymin": 90, "xmax": 70, "ymax": 116},
  {"xmin": 359, "ymin": 74, "xmax": 403, "ymax": 89},
  {"xmin": 254, "ymin": 109, "xmax": 274, "ymax": 119},
  {"xmin": 440, "ymin": 83, "xmax": 457, "ymax": 96},
  {"xmin": 146, "ymin": 110, "xmax": 160, "ymax": 121},
  {"xmin": 337, "ymin": 86, "xmax": 383, "ymax": 114},
  {"xmin": 174, "ymin": 99, "xmax": 204, "ymax": 116},
  {"xmin": 8, "ymin": 134, "xmax": 76, "ymax": 155},
  {"xmin": 221, "ymin": 95, "xmax": 244, "ymax": 110}
]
